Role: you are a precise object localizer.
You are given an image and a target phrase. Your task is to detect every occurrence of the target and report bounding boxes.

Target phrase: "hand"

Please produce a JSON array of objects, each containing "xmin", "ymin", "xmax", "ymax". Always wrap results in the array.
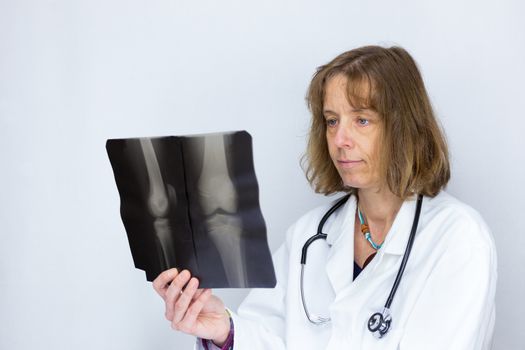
[{"xmin": 152, "ymin": 268, "xmax": 231, "ymax": 346}]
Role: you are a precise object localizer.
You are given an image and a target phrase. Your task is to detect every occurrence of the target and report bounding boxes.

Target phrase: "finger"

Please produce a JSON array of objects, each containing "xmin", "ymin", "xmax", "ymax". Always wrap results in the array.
[
  {"xmin": 174, "ymin": 288, "xmax": 213, "ymax": 334},
  {"xmin": 152, "ymin": 268, "xmax": 179, "ymax": 299},
  {"xmin": 172, "ymin": 277, "xmax": 199, "ymax": 324},
  {"xmin": 192, "ymin": 288, "xmax": 205, "ymax": 301},
  {"xmin": 165, "ymin": 270, "xmax": 192, "ymax": 320}
]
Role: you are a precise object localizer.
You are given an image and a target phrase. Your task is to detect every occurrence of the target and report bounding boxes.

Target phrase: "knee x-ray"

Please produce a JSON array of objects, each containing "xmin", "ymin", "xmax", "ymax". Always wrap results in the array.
[{"xmin": 106, "ymin": 131, "xmax": 276, "ymax": 288}]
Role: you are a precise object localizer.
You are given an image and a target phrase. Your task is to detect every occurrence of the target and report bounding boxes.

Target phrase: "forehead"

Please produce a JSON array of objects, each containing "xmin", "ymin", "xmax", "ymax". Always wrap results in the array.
[{"xmin": 323, "ymin": 73, "xmax": 374, "ymax": 112}]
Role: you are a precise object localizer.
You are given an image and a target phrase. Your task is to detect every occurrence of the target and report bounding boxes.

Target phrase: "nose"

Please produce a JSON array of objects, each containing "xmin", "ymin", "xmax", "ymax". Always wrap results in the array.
[{"xmin": 333, "ymin": 123, "xmax": 355, "ymax": 149}]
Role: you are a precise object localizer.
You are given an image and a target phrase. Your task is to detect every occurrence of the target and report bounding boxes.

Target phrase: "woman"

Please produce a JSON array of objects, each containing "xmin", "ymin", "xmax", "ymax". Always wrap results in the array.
[{"xmin": 152, "ymin": 45, "xmax": 497, "ymax": 349}]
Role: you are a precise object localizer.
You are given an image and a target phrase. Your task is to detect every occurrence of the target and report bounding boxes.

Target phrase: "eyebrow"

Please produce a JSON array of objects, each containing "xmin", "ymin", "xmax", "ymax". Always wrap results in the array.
[{"xmin": 322, "ymin": 108, "xmax": 368, "ymax": 115}]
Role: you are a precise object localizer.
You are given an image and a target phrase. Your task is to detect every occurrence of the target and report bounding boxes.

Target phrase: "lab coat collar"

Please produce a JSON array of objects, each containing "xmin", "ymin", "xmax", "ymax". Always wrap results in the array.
[
  {"xmin": 323, "ymin": 194, "xmax": 420, "ymax": 294},
  {"xmin": 325, "ymin": 194, "xmax": 356, "ymax": 246},
  {"xmin": 380, "ymin": 195, "xmax": 420, "ymax": 256},
  {"xmin": 324, "ymin": 195, "xmax": 357, "ymax": 294},
  {"xmin": 324, "ymin": 194, "xmax": 419, "ymax": 254}
]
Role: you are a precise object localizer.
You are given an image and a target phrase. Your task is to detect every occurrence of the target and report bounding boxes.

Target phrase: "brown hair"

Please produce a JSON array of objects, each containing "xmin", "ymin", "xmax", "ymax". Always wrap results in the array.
[{"xmin": 303, "ymin": 45, "xmax": 450, "ymax": 198}]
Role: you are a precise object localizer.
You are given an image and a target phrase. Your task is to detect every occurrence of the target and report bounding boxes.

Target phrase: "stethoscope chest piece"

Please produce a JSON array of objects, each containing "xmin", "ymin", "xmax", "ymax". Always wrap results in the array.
[{"xmin": 367, "ymin": 307, "xmax": 392, "ymax": 338}]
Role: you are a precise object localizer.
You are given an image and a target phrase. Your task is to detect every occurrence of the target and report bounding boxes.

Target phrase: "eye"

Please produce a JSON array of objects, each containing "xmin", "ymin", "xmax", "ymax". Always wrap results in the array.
[
  {"xmin": 325, "ymin": 118, "xmax": 338, "ymax": 128},
  {"xmin": 357, "ymin": 118, "xmax": 369, "ymax": 126}
]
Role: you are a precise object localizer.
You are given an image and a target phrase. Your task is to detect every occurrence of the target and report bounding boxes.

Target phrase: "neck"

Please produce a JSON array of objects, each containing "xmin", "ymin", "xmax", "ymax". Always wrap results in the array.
[{"xmin": 356, "ymin": 187, "xmax": 403, "ymax": 234}]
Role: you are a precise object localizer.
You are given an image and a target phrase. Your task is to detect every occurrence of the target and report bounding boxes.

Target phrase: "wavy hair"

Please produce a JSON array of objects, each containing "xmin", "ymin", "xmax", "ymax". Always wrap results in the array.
[{"xmin": 302, "ymin": 45, "xmax": 450, "ymax": 198}]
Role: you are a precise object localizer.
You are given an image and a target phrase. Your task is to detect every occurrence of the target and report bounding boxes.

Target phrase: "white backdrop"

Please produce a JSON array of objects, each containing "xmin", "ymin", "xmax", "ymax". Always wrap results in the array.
[{"xmin": 1, "ymin": 0, "xmax": 524, "ymax": 349}]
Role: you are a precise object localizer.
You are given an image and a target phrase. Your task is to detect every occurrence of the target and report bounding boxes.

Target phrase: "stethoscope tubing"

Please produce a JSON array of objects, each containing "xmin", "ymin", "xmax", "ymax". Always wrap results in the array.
[
  {"xmin": 384, "ymin": 194, "xmax": 423, "ymax": 308},
  {"xmin": 300, "ymin": 194, "xmax": 350, "ymax": 265}
]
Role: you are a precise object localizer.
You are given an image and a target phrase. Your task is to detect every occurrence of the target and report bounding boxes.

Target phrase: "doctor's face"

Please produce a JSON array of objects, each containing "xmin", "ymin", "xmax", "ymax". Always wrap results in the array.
[{"xmin": 324, "ymin": 75, "xmax": 382, "ymax": 190}]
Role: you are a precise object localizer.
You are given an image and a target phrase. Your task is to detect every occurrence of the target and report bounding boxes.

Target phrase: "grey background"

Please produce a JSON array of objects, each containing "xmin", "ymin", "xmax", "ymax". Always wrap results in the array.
[{"xmin": 0, "ymin": 0, "xmax": 523, "ymax": 349}]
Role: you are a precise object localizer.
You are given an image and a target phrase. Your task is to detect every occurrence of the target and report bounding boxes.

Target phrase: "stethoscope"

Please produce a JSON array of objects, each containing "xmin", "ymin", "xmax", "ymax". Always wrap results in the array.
[{"xmin": 300, "ymin": 194, "xmax": 423, "ymax": 338}]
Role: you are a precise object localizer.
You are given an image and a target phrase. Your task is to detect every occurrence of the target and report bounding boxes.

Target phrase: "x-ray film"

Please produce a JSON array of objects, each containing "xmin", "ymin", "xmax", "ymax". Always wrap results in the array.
[{"xmin": 106, "ymin": 131, "xmax": 276, "ymax": 288}]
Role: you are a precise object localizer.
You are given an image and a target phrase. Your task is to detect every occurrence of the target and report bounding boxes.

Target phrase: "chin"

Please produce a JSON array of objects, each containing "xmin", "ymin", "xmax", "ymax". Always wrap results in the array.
[
  {"xmin": 341, "ymin": 179, "xmax": 365, "ymax": 189},
  {"xmin": 338, "ymin": 170, "xmax": 377, "ymax": 190},
  {"xmin": 341, "ymin": 176, "xmax": 374, "ymax": 190}
]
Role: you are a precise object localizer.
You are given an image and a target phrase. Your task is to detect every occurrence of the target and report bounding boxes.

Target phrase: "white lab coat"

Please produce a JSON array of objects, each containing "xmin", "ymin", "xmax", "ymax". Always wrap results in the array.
[{"xmin": 226, "ymin": 191, "xmax": 497, "ymax": 350}]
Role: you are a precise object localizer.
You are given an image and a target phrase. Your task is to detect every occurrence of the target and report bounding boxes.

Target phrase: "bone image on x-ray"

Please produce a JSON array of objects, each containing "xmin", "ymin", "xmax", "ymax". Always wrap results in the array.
[
  {"xmin": 194, "ymin": 135, "xmax": 247, "ymax": 287},
  {"xmin": 139, "ymin": 138, "xmax": 177, "ymax": 271}
]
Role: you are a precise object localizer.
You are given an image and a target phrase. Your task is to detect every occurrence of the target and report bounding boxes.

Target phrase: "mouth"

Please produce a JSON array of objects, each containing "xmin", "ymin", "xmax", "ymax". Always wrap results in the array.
[{"xmin": 337, "ymin": 159, "xmax": 363, "ymax": 169}]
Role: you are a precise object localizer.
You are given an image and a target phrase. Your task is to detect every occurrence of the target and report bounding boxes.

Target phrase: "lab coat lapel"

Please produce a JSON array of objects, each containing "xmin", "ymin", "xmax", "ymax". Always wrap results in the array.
[
  {"xmin": 379, "ymin": 196, "xmax": 419, "ymax": 257},
  {"xmin": 323, "ymin": 195, "xmax": 419, "ymax": 295},
  {"xmin": 365, "ymin": 196, "xmax": 420, "ymax": 279},
  {"xmin": 324, "ymin": 195, "xmax": 357, "ymax": 295}
]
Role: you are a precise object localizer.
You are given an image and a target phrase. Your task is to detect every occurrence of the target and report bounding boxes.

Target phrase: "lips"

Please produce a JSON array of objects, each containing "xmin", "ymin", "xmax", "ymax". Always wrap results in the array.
[{"xmin": 337, "ymin": 159, "xmax": 363, "ymax": 169}]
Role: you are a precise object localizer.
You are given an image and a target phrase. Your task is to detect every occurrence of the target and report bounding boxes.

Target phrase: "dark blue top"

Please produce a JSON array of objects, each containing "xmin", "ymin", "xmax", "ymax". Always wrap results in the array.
[
  {"xmin": 353, "ymin": 252, "xmax": 376, "ymax": 280},
  {"xmin": 353, "ymin": 261, "xmax": 363, "ymax": 280}
]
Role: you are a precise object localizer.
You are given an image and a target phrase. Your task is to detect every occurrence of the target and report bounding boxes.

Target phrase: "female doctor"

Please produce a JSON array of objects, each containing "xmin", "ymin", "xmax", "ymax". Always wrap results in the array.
[{"xmin": 152, "ymin": 45, "xmax": 497, "ymax": 349}]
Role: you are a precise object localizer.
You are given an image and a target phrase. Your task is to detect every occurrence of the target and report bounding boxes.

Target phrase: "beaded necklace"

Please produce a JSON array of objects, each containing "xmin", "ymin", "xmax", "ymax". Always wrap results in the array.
[{"xmin": 357, "ymin": 206, "xmax": 383, "ymax": 250}]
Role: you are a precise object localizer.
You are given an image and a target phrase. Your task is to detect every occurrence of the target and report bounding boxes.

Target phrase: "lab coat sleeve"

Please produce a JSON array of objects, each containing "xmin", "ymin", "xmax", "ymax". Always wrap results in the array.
[
  {"xmin": 400, "ymin": 216, "xmax": 497, "ymax": 350},
  {"xmin": 226, "ymin": 223, "xmax": 296, "ymax": 350}
]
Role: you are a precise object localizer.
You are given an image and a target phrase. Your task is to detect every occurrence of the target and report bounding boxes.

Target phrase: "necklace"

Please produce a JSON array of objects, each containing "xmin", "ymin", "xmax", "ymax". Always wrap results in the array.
[{"xmin": 357, "ymin": 207, "xmax": 383, "ymax": 250}]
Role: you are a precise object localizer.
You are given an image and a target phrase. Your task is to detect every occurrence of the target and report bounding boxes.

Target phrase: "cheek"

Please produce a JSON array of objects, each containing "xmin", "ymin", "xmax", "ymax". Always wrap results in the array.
[
  {"xmin": 362, "ymin": 132, "xmax": 380, "ymax": 160},
  {"xmin": 365, "ymin": 146, "xmax": 382, "ymax": 180},
  {"xmin": 326, "ymin": 136, "xmax": 336, "ymax": 156}
]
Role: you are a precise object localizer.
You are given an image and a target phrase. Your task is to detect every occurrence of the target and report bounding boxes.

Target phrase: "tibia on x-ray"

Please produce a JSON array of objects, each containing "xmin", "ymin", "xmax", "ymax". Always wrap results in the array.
[
  {"xmin": 196, "ymin": 135, "xmax": 248, "ymax": 287},
  {"xmin": 139, "ymin": 138, "xmax": 177, "ymax": 270}
]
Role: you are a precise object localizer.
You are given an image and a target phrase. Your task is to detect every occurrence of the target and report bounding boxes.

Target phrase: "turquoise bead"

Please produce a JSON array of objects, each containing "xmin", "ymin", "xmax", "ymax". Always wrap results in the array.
[{"xmin": 358, "ymin": 207, "xmax": 383, "ymax": 250}]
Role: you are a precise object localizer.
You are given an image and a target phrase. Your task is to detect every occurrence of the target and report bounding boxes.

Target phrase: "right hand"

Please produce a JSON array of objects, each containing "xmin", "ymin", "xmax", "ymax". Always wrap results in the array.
[{"xmin": 152, "ymin": 268, "xmax": 231, "ymax": 346}]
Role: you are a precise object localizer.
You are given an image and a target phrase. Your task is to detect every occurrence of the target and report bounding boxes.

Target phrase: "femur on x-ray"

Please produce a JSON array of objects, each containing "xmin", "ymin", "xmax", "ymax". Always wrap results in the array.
[{"xmin": 106, "ymin": 130, "xmax": 276, "ymax": 288}]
